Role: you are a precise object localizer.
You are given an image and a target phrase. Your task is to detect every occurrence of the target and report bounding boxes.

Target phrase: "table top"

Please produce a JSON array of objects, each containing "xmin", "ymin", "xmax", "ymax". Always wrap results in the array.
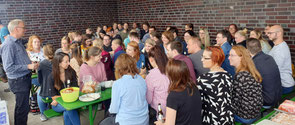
[
  {"xmin": 56, "ymin": 88, "xmax": 112, "ymax": 110},
  {"xmin": 254, "ymin": 96, "xmax": 295, "ymax": 124}
]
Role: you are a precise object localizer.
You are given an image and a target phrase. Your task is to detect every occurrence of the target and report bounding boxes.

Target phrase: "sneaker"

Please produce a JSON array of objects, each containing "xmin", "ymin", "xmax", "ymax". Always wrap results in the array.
[{"xmin": 40, "ymin": 114, "xmax": 48, "ymax": 122}]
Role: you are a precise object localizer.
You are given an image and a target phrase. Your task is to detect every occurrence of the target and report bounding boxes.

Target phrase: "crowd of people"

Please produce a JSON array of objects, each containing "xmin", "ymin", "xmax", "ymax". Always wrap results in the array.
[{"xmin": 0, "ymin": 18, "xmax": 294, "ymax": 125}]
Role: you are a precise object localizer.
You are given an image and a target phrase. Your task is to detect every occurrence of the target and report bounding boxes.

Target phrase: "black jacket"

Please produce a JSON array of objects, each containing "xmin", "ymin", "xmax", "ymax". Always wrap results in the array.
[
  {"xmin": 38, "ymin": 59, "xmax": 54, "ymax": 97},
  {"xmin": 253, "ymin": 51, "xmax": 282, "ymax": 106}
]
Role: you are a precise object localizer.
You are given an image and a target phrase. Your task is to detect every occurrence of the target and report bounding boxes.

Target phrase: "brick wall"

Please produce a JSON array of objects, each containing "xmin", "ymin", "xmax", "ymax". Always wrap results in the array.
[
  {"xmin": 1, "ymin": 0, "xmax": 295, "ymax": 62},
  {"xmin": 0, "ymin": 0, "xmax": 118, "ymax": 48},
  {"xmin": 117, "ymin": 0, "xmax": 295, "ymax": 62}
]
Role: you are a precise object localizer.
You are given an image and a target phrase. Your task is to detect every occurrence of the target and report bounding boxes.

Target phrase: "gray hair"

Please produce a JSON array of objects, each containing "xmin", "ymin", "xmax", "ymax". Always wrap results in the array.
[{"xmin": 8, "ymin": 19, "xmax": 23, "ymax": 33}]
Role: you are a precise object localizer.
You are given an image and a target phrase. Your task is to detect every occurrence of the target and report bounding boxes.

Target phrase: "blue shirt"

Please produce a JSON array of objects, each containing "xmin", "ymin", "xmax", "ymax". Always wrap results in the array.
[
  {"xmin": 0, "ymin": 26, "xmax": 9, "ymax": 43},
  {"xmin": 109, "ymin": 74, "xmax": 149, "ymax": 125},
  {"xmin": 221, "ymin": 41, "xmax": 235, "ymax": 76},
  {"xmin": 142, "ymin": 33, "xmax": 150, "ymax": 43},
  {"xmin": 1, "ymin": 35, "xmax": 31, "ymax": 79},
  {"xmin": 113, "ymin": 50, "xmax": 125, "ymax": 64},
  {"xmin": 136, "ymin": 54, "xmax": 145, "ymax": 69}
]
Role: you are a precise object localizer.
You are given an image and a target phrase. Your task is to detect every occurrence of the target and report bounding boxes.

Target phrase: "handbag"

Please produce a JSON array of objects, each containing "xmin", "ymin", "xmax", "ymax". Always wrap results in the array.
[{"xmin": 99, "ymin": 113, "xmax": 119, "ymax": 125}]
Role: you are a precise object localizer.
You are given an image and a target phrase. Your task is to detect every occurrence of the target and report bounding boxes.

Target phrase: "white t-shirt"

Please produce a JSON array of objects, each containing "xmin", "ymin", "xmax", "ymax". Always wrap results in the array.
[{"xmin": 28, "ymin": 50, "xmax": 45, "ymax": 62}]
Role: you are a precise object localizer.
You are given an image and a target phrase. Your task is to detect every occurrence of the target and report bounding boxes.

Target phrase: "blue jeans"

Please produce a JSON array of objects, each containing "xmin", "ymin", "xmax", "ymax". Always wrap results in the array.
[
  {"xmin": 234, "ymin": 115, "xmax": 256, "ymax": 124},
  {"xmin": 52, "ymin": 104, "xmax": 81, "ymax": 125},
  {"xmin": 32, "ymin": 78, "xmax": 40, "ymax": 86},
  {"xmin": 282, "ymin": 86, "xmax": 294, "ymax": 94},
  {"xmin": 37, "ymin": 90, "xmax": 49, "ymax": 114}
]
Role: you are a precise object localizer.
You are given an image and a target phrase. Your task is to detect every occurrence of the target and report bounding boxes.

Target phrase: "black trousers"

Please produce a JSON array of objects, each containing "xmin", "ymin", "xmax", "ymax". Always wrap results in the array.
[{"xmin": 8, "ymin": 73, "xmax": 31, "ymax": 125}]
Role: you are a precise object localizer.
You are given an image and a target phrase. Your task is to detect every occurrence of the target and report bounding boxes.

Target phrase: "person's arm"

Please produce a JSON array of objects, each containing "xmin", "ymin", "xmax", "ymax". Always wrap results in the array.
[
  {"xmin": 154, "ymin": 107, "xmax": 176, "ymax": 125},
  {"xmin": 271, "ymin": 48, "xmax": 287, "ymax": 70},
  {"xmin": 108, "ymin": 81, "xmax": 121, "ymax": 114},
  {"xmin": 51, "ymin": 95, "xmax": 61, "ymax": 106}
]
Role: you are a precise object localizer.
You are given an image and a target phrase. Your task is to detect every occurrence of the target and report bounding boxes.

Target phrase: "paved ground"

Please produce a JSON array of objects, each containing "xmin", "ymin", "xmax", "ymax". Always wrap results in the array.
[{"xmin": 0, "ymin": 82, "xmax": 105, "ymax": 125}]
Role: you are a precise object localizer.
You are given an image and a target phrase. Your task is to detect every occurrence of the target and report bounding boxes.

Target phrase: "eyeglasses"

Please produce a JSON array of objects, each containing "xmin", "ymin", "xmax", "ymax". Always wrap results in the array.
[
  {"xmin": 266, "ymin": 32, "xmax": 277, "ymax": 35},
  {"xmin": 201, "ymin": 56, "xmax": 211, "ymax": 60},
  {"xmin": 17, "ymin": 26, "xmax": 26, "ymax": 29}
]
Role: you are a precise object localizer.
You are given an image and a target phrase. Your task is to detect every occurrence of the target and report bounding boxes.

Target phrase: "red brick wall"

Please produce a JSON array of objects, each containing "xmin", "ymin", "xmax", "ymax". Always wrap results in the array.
[
  {"xmin": 0, "ymin": 0, "xmax": 118, "ymax": 48},
  {"xmin": 117, "ymin": 0, "xmax": 295, "ymax": 62}
]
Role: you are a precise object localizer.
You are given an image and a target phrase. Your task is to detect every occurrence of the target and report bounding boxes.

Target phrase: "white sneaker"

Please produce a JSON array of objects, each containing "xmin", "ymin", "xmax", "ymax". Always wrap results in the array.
[{"xmin": 40, "ymin": 114, "xmax": 48, "ymax": 122}]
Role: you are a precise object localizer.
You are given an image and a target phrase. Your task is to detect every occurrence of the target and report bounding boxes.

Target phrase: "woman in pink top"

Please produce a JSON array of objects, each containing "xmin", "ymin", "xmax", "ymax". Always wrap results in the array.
[
  {"xmin": 79, "ymin": 46, "xmax": 107, "ymax": 89},
  {"xmin": 145, "ymin": 46, "xmax": 170, "ymax": 123}
]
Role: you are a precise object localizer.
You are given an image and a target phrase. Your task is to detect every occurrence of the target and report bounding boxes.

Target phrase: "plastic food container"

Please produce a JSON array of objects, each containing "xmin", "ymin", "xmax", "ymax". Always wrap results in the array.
[{"xmin": 60, "ymin": 87, "xmax": 80, "ymax": 102}]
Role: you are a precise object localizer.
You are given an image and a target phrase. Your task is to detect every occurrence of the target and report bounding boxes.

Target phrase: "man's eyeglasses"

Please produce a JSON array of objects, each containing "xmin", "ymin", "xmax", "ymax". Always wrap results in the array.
[
  {"xmin": 17, "ymin": 26, "xmax": 26, "ymax": 29},
  {"xmin": 266, "ymin": 32, "xmax": 277, "ymax": 35}
]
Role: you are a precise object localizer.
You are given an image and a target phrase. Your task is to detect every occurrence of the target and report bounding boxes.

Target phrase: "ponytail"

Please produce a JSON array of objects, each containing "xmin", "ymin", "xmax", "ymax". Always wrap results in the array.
[
  {"xmin": 236, "ymin": 28, "xmax": 248, "ymax": 39},
  {"xmin": 43, "ymin": 44, "xmax": 54, "ymax": 62},
  {"xmin": 83, "ymin": 49, "xmax": 90, "ymax": 61},
  {"xmin": 83, "ymin": 46, "xmax": 101, "ymax": 61}
]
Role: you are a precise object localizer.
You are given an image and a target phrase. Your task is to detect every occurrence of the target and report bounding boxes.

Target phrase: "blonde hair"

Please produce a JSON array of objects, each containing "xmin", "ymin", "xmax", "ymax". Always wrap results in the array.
[
  {"xmin": 199, "ymin": 27, "xmax": 211, "ymax": 48},
  {"xmin": 232, "ymin": 45, "xmax": 262, "ymax": 83},
  {"xmin": 27, "ymin": 35, "xmax": 42, "ymax": 51},
  {"xmin": 92, "ymin": 38, "xmax": 103, "ymax": 49},
  {"xmin": 251, "ymin": 29, "xmax": 266, "ymax": 42},
  {"xmin": 68, "ymin": 31, "xmax": 75, "ymax": 41},
  {"xmin": 115, "ymin": 54, "xmax": 139, "ymax": 79},
  {"xmin": 112, "ymin": 39, "xmax": 125, "ymax": 49},
  {"xmin": 236, "ymin": 28, "xmax": 248, "ymax": 39},
  {"xmin": 84, "ymin": 46, "xmax": 102, "ymax": 61},
  {"xmin": 43, "ymin": 44, "xmax": 54, "ymax": 61},
  {"xmin": 145, "ymin": 38, "xmax": 156, "ymax": 46},
  {"xmin": 61, "ymin": 36, "xmax": 70, "ymax": 46},
  {"xmin": 70, "ymin": 43, "xmax": 83, "ymax": 66}
]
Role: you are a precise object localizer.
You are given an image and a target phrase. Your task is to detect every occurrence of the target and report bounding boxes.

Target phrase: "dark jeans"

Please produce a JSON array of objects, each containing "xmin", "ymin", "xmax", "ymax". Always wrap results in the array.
[
  {"xmin": 8, "ymin": 73, "xmax": 31, "ymax": 125},
  {"xmin": 282, "ymin": 86, "xmax": 294, "ymax": 94}
]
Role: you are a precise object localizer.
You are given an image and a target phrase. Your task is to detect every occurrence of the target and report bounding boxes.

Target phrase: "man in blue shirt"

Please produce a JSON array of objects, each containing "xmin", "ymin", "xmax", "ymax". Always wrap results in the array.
[
  {"xmin": 216, "ymin": 30, "xmax": 235, "ymax": 76},
  {"xmin": 1, "ymin": 19, "xmax": 39, "ymax": 125}
]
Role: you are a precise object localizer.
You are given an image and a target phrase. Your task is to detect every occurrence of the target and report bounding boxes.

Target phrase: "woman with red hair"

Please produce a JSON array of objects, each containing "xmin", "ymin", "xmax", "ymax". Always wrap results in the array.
[
  {"xmin": 197, "ymin": 46, "xmax": 234, "ymax": 125},
  {"xmin": 126, "ymin": 41, "xmax": 145, "ymax": 69}
]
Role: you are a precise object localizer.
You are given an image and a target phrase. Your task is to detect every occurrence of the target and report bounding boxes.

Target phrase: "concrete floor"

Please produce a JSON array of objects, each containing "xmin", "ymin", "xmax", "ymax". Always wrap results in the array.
[{"xmin": 0, "ymin": 82, "xmax": 105, "ymax": 125}]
